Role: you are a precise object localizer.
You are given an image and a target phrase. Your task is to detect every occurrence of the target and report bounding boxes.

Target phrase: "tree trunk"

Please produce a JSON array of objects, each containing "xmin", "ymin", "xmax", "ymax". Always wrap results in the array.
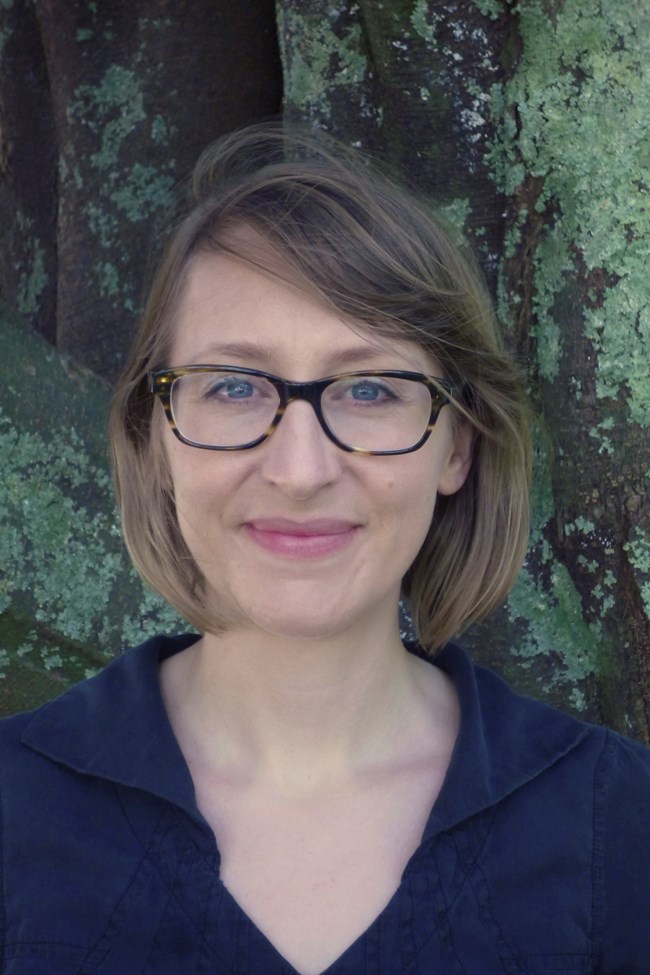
[
  {"xmin": 1, "ymin": 1, "xmax": 648, "ymax": 737},
  {"xmin": 0, "ymin": 312, "xmax": 188, "ymax": 716},
  {"xmin": 1, "ymin": 0, "xmax": 282, "ymax": 379},
  {"xmin": 279, "ymin": 0, "xmax": 650, "ymax": 740}
]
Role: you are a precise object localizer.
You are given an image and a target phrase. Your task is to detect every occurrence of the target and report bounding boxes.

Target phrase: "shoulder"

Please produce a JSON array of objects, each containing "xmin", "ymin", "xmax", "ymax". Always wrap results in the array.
[
  {"xmin": 431, "ymin": 643, "xmax": 650, "ymax": 970},
  {"xmin": 0, "ymin": 633, "xmax": 201, "ymax": 964},
  {"xmin": 585, "ymin": 728, "xmax": 650, "ymax": 969},
  {"xmin": 427, "ymin": 640, "xmax": 650, "ymax": 829},
  {"xmin": 0, "ymin": 631, "xmax": 201, "ymax": 831},
  {"xmin": 596, "ymin": 726, "xmax": 650, "ymax": 852}
]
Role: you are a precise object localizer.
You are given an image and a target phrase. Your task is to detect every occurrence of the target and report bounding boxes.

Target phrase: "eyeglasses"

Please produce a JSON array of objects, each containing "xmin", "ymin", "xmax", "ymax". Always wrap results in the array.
[{"xmin": 149, "ymin": 365, "xmax": 460, "ymax": 455}]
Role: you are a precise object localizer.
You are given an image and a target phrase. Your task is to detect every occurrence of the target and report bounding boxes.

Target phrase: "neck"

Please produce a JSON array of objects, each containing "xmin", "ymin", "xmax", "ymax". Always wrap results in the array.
[{"xmin": 161, "ymin": 617, "xmax": 456, "ymax": 795}]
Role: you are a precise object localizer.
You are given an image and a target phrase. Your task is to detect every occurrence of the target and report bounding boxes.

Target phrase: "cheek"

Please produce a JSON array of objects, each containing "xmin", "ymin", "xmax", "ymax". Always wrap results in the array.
[
  {"xmin": 377, "ymin": 466, "xmax": 438, "ymax": 548},
  {"xmin": 172, "ymin": 461, "xmax": 217, "ymax": 519},
  {"xmin": 400, "ymin": 458, "xmax": 444, "ymax": 531},
  {"xmin": 162, "ymin": 416, "xmax": 209, "ymax": 497}
]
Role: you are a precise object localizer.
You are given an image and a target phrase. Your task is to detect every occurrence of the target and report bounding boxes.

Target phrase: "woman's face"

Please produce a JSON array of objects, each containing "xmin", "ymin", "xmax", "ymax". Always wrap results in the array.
[{"xmin": 162, "ymin": 249, "xmax": 472, "ymax": 642}]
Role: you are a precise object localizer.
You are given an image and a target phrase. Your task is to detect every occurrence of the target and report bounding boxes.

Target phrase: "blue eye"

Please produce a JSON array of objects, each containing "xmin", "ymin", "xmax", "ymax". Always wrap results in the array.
[
  {"xmin": 205, "ymin": 378, "xmax": 255, "ymax": 399},
  {"xmin": 348, "ymin": 380, "xmax": 398, "ymax": 403},
  {"xmin": 351, "ymin": 382, "xmax": 381, "ymax": 401},
  {"xmin": 222, "ymin": 380, "xmax": 254, "ymax": 398},
  {"xmin": 325, "ymin": 377, "xmax": 403, "ymax": 409}
]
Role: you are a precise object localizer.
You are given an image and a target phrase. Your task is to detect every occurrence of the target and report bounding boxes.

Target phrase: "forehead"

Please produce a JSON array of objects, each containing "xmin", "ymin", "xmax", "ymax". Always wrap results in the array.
[{"xmin": 169, "ymin": 249, "xmax": 437, "ymax": 377}]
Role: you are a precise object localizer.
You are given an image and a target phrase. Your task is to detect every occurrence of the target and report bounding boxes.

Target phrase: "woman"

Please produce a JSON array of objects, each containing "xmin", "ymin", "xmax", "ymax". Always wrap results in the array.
[{"xmin": 1, "ymin": 124, "xmax": 649, "ymax": 974}]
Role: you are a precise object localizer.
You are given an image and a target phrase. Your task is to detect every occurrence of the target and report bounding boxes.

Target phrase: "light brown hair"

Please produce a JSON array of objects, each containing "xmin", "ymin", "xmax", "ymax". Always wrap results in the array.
[{"xmin": 110, "ymin": 123, "xmax": 532, "ymax": 651}]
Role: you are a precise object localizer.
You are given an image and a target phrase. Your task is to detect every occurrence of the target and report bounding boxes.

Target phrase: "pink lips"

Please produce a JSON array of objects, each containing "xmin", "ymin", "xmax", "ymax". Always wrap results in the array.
[{"xmin": 245, "ymin": 518, "xmax": 359, "ymax": 558}]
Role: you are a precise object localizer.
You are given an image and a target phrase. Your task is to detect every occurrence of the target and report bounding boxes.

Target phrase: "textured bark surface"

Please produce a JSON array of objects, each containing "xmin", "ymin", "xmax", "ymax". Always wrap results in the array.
[
  {"xmin": 491, "ymin": 1, "xmax": 650, "ymax": 740},
  {"xmin": 0, "ymin": 1, "xmax": 58, "ymax": 343},
  {"xmin": 0, "ymin": 313, "xmax": 188, "ymax": 715},
  {"xmin": 1, "ymin": 1, "xmax": 648, "ymax": 736},
  {"xmin": 278, "ymin": 0, "xmax": 510, "ymax": 293},
  {"xmin": 280, "ymin": 0, "xmax": 650, "ymax": 739},
  {"xmin": 1, "ymin": 0, "xmax": 282, "ymax": 379}
]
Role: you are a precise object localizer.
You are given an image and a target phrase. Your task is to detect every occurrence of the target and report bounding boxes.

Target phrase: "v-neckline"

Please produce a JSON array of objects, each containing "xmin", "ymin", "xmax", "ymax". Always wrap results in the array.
[{"xmin": 214, "ymin": 849, "xmax": 426, "ymax": 975}]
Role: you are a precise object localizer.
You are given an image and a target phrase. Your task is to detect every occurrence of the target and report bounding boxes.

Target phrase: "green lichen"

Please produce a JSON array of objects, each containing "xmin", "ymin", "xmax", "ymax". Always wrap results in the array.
[
  {"xmin": 0, "ymin": 315, "xmax": 191, "ymax": 709},
  {"xmin": 68, "ymin": 66, "xmax": 146, "ymax": 172},
  {"xmin": 472, "ymin": 0, "xmax": 504, "ymax": 19},
  {"xmin": 76, "ymin": 28, "xmax": 93, "ymax": 42},
  {"xmin": 585, "ymin": 287, "xmax": 650, "ymax": 427},
  {"xmin": 136, "ymin": 16, "xmax": 174, "ymax": 33},
  {"xmin": 503, "ymin": 423, "xmax": 603, "ymax": 690},
  {"xmin": 1, "ymin": 418, "xmax": 121, "ymax": 645},
  {"xmin": 577, "ymin": 556, "xmax": 599, "ymax": 573},
  {"xmin": 504, "ymin": 207, "xmax": 528, "ymax": 259},
  {"xmin": 410, "ymin": 0, "xmax": 439, "ymax": 47},
  {"xmin": 507, "ymin": 563, "xmax": 600, "ymax": 685},
  {"xmin": 0, "ymin": 412, "xmax": 187, "ymax": 653},
  {"xmin": 16, "ymin": 240, "xmax": 47, "ymax": 316},
  {"xmin": 564, "ymin": 517, "xmax": 596, "ymax": 536},
  {"xmin": 151, "ymin": 114, "xmax": 174, "ymax": 145},
  {"xmin": 86, "ymin": 203, "xmax": 119, "ymax": 250},
  {"xmin": 278, "ymin": 8, "xmax": 371, "ymax": 124},
  {"xmin": 438, "ymin": 197, "xmax": 471, "ymax": 240},
  {"xmin": 527, "ymin": 229, "xmax": 571, "ymax": 383},
  {"xmin": 625, "ymin": 526, "xmax": 650, "ymax": 619},
  {"xmin": 97, "ymin": 261, "xmax": 120, "ymax": 297},
  {"xmin": 482, "ymin": 2, "xmax": 650, "ymax": 723},
  {"xmin": 110, "ymin": 164, "xmax": 175, "ymax": 222},
  {"xmin": 489, "ymin": 1, "xmax": 650, "ymax": 422},
  {"xmin": 119, "ymin": 586, "xmax": 191, "ymax": 650},
  {"xmin": 66, "ymin": 61, "xmax": 176, "ymax": 322},
  {"xmin": 589, "ymin": 417, "xmax": 615, "ymax": 456}
]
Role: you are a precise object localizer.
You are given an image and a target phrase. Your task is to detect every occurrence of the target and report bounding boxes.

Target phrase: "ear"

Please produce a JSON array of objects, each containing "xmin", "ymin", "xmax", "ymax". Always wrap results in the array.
[{"xmin": 437, "ymin": 421, "xmax": 475, "ymax": 496}]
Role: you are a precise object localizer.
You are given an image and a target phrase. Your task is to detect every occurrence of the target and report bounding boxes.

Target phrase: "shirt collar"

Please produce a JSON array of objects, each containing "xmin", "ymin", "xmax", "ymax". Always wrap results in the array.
[
  {"xmin": 21, "ymin": 634, "xmax": 202, "ymax": 819},
  {"xmin": 21, "ymin": 635, "xmax": 588, "ymax": 831},
  {"xmin": 424, "ymin": 641, "xmax": 589, "ymax": 835}
]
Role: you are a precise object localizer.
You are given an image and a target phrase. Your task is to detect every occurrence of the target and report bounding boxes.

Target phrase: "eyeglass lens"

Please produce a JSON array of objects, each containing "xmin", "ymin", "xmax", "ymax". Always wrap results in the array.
[{"xmin": 169, "ymin": 370, "xmax": 434, "ymax": 452}]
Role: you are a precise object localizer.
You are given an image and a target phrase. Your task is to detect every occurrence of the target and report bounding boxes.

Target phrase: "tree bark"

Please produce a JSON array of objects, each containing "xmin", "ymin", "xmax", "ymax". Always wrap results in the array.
[
  {"xmin": 1, "ymin": 1, "xmax": 648, "ymax": 738},
  {"xmin": 0, "ymin": 1, "xmax": 58, "ymax": 343},
  {"xmin": 279, "ymin": 0, "xmax": 650, "ymax": 740},
  {"xmin": 1, "ymin": 0, "xmax": 282, "ymax": 379},
  {"xmin": 0, "ymin": 312, "xmax": 189, "ymax": 716}
]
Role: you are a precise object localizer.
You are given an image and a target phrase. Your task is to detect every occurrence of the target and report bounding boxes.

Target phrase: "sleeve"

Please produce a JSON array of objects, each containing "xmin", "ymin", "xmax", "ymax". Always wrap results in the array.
[{"xmin": 595, "ymin": 730, "xmax": 650, "ymax": 973}]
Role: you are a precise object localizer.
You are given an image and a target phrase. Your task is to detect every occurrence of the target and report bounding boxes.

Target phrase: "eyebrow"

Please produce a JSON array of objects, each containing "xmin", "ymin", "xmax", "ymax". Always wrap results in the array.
[{"xmin": 184, "ymin": 340, "xmax": 401, "ymax": 369}]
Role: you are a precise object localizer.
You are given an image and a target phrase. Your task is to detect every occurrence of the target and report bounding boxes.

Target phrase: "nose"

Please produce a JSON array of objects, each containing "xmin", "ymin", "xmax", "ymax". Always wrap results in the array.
[{"xmin": 258, "ymin": 400, "xmax": 343, "ymax": 499}]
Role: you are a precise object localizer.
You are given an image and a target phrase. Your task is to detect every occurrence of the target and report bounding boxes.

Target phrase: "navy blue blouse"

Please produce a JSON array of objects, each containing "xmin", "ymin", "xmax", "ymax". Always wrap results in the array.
[{"xmin": 1, "ymin": 634, "xmax": 649, "ymax": 974}]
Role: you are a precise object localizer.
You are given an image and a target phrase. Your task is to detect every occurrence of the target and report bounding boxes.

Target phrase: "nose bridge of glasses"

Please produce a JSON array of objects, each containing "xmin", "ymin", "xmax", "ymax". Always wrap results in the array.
[
  {"xmin": 276, "ymin": 377, "xmax": 327, "ymax": 419},
  {"xmin": 273, "ymin": 378, "xmax": 334, "ymax": 442},
  {"xmin": 280, "ymin": 377, "xmax": 325, "ymax": 405}
]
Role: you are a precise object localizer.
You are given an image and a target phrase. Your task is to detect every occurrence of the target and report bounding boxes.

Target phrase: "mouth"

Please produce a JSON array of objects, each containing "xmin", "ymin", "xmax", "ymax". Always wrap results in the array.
[{"xmin": 244, "ymin": 518, "xmax": 360, "ymax": 558}]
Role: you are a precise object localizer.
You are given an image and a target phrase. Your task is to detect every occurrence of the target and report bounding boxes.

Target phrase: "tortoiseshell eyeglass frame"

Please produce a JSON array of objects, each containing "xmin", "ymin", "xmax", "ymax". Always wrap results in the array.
[{"xmin": 148, "ymin": 365, "xmax": 460, "ymax": 455}]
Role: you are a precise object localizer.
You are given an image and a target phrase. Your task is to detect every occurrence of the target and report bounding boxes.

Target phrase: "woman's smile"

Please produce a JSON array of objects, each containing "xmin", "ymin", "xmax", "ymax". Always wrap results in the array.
[{"xmin": 244, "ymin": 518, "xmax": 361, "ymax": 559}]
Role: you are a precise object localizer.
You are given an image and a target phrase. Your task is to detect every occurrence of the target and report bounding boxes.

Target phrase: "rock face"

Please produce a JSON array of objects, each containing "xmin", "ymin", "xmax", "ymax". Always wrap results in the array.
[{"xmin": 1, "ymin": 1, "xmax": 648, "ymax": 739}]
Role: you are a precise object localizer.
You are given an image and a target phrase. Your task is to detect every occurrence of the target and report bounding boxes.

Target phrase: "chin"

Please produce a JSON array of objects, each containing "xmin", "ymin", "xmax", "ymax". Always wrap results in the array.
[{"xmin": 246, "ymin": 610, "xmax": 358, "ymax": 643}]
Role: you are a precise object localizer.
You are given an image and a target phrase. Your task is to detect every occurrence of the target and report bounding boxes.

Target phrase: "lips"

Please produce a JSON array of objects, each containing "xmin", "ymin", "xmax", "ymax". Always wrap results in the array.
[{"xmin": 244, "ymin": 518, "xmax": 360, "ymax": 558}]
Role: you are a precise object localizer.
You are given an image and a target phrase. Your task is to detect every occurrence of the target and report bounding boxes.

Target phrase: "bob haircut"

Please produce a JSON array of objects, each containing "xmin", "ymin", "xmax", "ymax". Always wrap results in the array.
[{"xmin": 110, "ymin": 122, "xmax": 532, "ymax": 652}]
